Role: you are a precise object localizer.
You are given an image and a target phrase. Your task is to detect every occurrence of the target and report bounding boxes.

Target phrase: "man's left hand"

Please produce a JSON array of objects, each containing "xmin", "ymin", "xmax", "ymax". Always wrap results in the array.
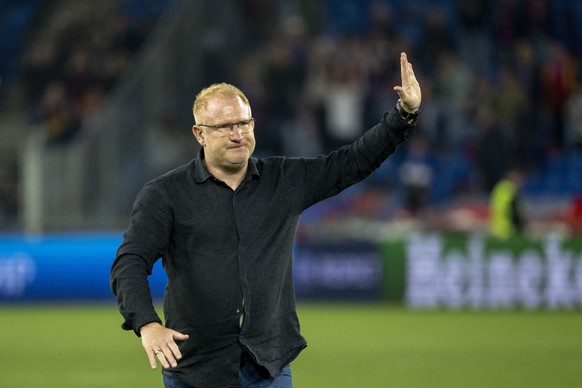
[{"xmin": 393, "ymin": 52, "xmax": 422, "ymax": 113}]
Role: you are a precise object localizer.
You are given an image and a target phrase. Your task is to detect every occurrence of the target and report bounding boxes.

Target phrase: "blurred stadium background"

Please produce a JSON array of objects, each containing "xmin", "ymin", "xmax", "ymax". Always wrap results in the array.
[{"xmin": 1, "ymin": 0, "xmax": 582, "ymax": 387}]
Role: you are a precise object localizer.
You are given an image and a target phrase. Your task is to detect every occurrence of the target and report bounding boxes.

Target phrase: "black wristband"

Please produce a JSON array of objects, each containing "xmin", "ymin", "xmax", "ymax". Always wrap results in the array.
[{"xmin": 396, "ymin": 100, "xmax": 420, "ymax": 122}]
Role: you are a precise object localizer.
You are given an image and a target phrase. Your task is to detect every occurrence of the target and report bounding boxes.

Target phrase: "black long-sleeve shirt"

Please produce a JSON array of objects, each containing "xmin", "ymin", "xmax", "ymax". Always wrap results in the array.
[{"xmin": 110, "ymin": 108, "xmax": 414, "ymax": 387}]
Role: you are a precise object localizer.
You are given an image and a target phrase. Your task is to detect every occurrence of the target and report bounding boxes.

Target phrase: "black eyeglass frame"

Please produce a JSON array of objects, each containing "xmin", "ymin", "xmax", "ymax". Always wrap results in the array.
[{"xmin": 196, "ymin": 118, "xmax": 255, "ymax": 134}]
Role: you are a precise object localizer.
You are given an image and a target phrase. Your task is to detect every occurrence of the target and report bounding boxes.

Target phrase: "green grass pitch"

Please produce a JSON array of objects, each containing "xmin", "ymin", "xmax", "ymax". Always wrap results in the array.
[{"xmin": 1, "ymin": 303, "xmax": 581, "ymax": 387}]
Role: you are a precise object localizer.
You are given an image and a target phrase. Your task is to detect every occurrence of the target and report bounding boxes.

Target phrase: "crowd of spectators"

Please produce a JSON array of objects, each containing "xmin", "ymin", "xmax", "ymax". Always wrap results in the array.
[
  {"xmin": 0, "ymin": 0, "xmax": 172, "ymax": 229},
  {"xmin": 2, "ymin": 0, "xmax": 582, "ymax": 231},
  {"xmin": 19, "ymin": 1, "xmax": 169, "ymax": 145},
  {"xmin": 236, "ymin": 0, "xmax": 582, "ymax": 192},
  {"xmin": 223, "ymin": 0, "xmax": 582, "ymax": 225}
]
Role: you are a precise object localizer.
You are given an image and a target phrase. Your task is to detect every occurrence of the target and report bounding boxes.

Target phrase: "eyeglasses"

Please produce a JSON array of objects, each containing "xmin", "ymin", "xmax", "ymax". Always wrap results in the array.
[{"xmin": 197, "ymin": 118, "xmax": 255, "ymax": 135}]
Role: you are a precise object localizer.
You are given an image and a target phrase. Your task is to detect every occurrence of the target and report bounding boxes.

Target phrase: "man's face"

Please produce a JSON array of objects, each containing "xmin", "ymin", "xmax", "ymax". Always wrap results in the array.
[{"xmin": 193, "ymin": 95, "xmax": 256, "ymax": 174}]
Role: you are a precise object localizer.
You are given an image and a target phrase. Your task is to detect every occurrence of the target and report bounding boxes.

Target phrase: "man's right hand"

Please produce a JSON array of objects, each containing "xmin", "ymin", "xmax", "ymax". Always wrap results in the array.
[{"xmin": 140, "ymin": 322, "xmax": 189, "ymax": 369}]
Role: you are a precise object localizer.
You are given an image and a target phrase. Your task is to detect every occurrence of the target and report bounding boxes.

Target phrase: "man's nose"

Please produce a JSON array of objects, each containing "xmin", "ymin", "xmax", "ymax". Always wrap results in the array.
[{"xmin": 229, "ymin": 125, "xmax": 243, "ymax": 140}]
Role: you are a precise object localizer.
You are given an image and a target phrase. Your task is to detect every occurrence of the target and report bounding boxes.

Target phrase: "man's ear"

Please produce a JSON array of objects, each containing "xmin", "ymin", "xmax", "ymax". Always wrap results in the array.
[{"xmin": 192, "ymin": 125, "xmax": 205, "ymax": 146}]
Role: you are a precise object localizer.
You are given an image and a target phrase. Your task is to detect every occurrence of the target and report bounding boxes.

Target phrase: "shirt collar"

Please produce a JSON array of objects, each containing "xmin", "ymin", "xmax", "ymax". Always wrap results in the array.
[{"xmin": 193, "ymin": 148, "xmax": 260, "ymax": 183}]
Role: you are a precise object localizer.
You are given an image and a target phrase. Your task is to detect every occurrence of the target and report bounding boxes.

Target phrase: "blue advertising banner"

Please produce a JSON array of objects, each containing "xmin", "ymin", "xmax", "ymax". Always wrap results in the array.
[
  {"xmin": 0, "ymin": 234, "xmax": 382, "ymax": 302},
  {"xmin": 0, "ymin": 234, "xmax": 167, "ymax": 302},
  {"xmin": 294, "ymin": 241, "xmax": 382, "ymax": 300}
]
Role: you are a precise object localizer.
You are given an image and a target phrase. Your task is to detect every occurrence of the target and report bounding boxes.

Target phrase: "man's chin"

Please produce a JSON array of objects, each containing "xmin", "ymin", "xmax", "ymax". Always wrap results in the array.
[
  {"xmin": 224, "ymin": 158, "xmax": 249, "ymax": 171},
  {"xmin": 227, "ymin": 149, "xmax": 250, "ymax": 161}
]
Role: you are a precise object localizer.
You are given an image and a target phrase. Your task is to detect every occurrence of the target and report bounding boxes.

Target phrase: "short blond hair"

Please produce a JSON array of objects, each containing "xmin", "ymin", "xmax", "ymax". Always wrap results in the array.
[{"xmin": 193, "ymin": 83, "xmax": 250, "ymax": 123}]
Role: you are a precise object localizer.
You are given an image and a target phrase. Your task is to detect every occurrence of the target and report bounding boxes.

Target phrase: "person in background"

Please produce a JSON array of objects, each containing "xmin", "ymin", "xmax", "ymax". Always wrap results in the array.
[
  {"xmin": 490, "ymin": 167, "xmax": 526, "ymax": 239},
  {"xmin": 110, "ymin": 52, "xmax": 421, "ymax": 388}
]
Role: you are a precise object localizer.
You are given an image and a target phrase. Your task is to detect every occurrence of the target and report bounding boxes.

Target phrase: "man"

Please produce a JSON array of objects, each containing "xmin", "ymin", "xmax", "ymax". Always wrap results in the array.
[
  {"xmin": 490, "ymin": 167, "xmax": 526, "ymax": 239},
  {"xmin": 111, "ymin": 52, "xmax": 422, "ymax": 387}
]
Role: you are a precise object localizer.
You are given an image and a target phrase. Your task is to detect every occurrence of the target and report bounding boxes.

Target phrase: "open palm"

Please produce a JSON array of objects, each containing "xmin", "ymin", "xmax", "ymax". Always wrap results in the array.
[{"xmin": 394, "ymin": 52, "xmax": 422, "ymax": 112}]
